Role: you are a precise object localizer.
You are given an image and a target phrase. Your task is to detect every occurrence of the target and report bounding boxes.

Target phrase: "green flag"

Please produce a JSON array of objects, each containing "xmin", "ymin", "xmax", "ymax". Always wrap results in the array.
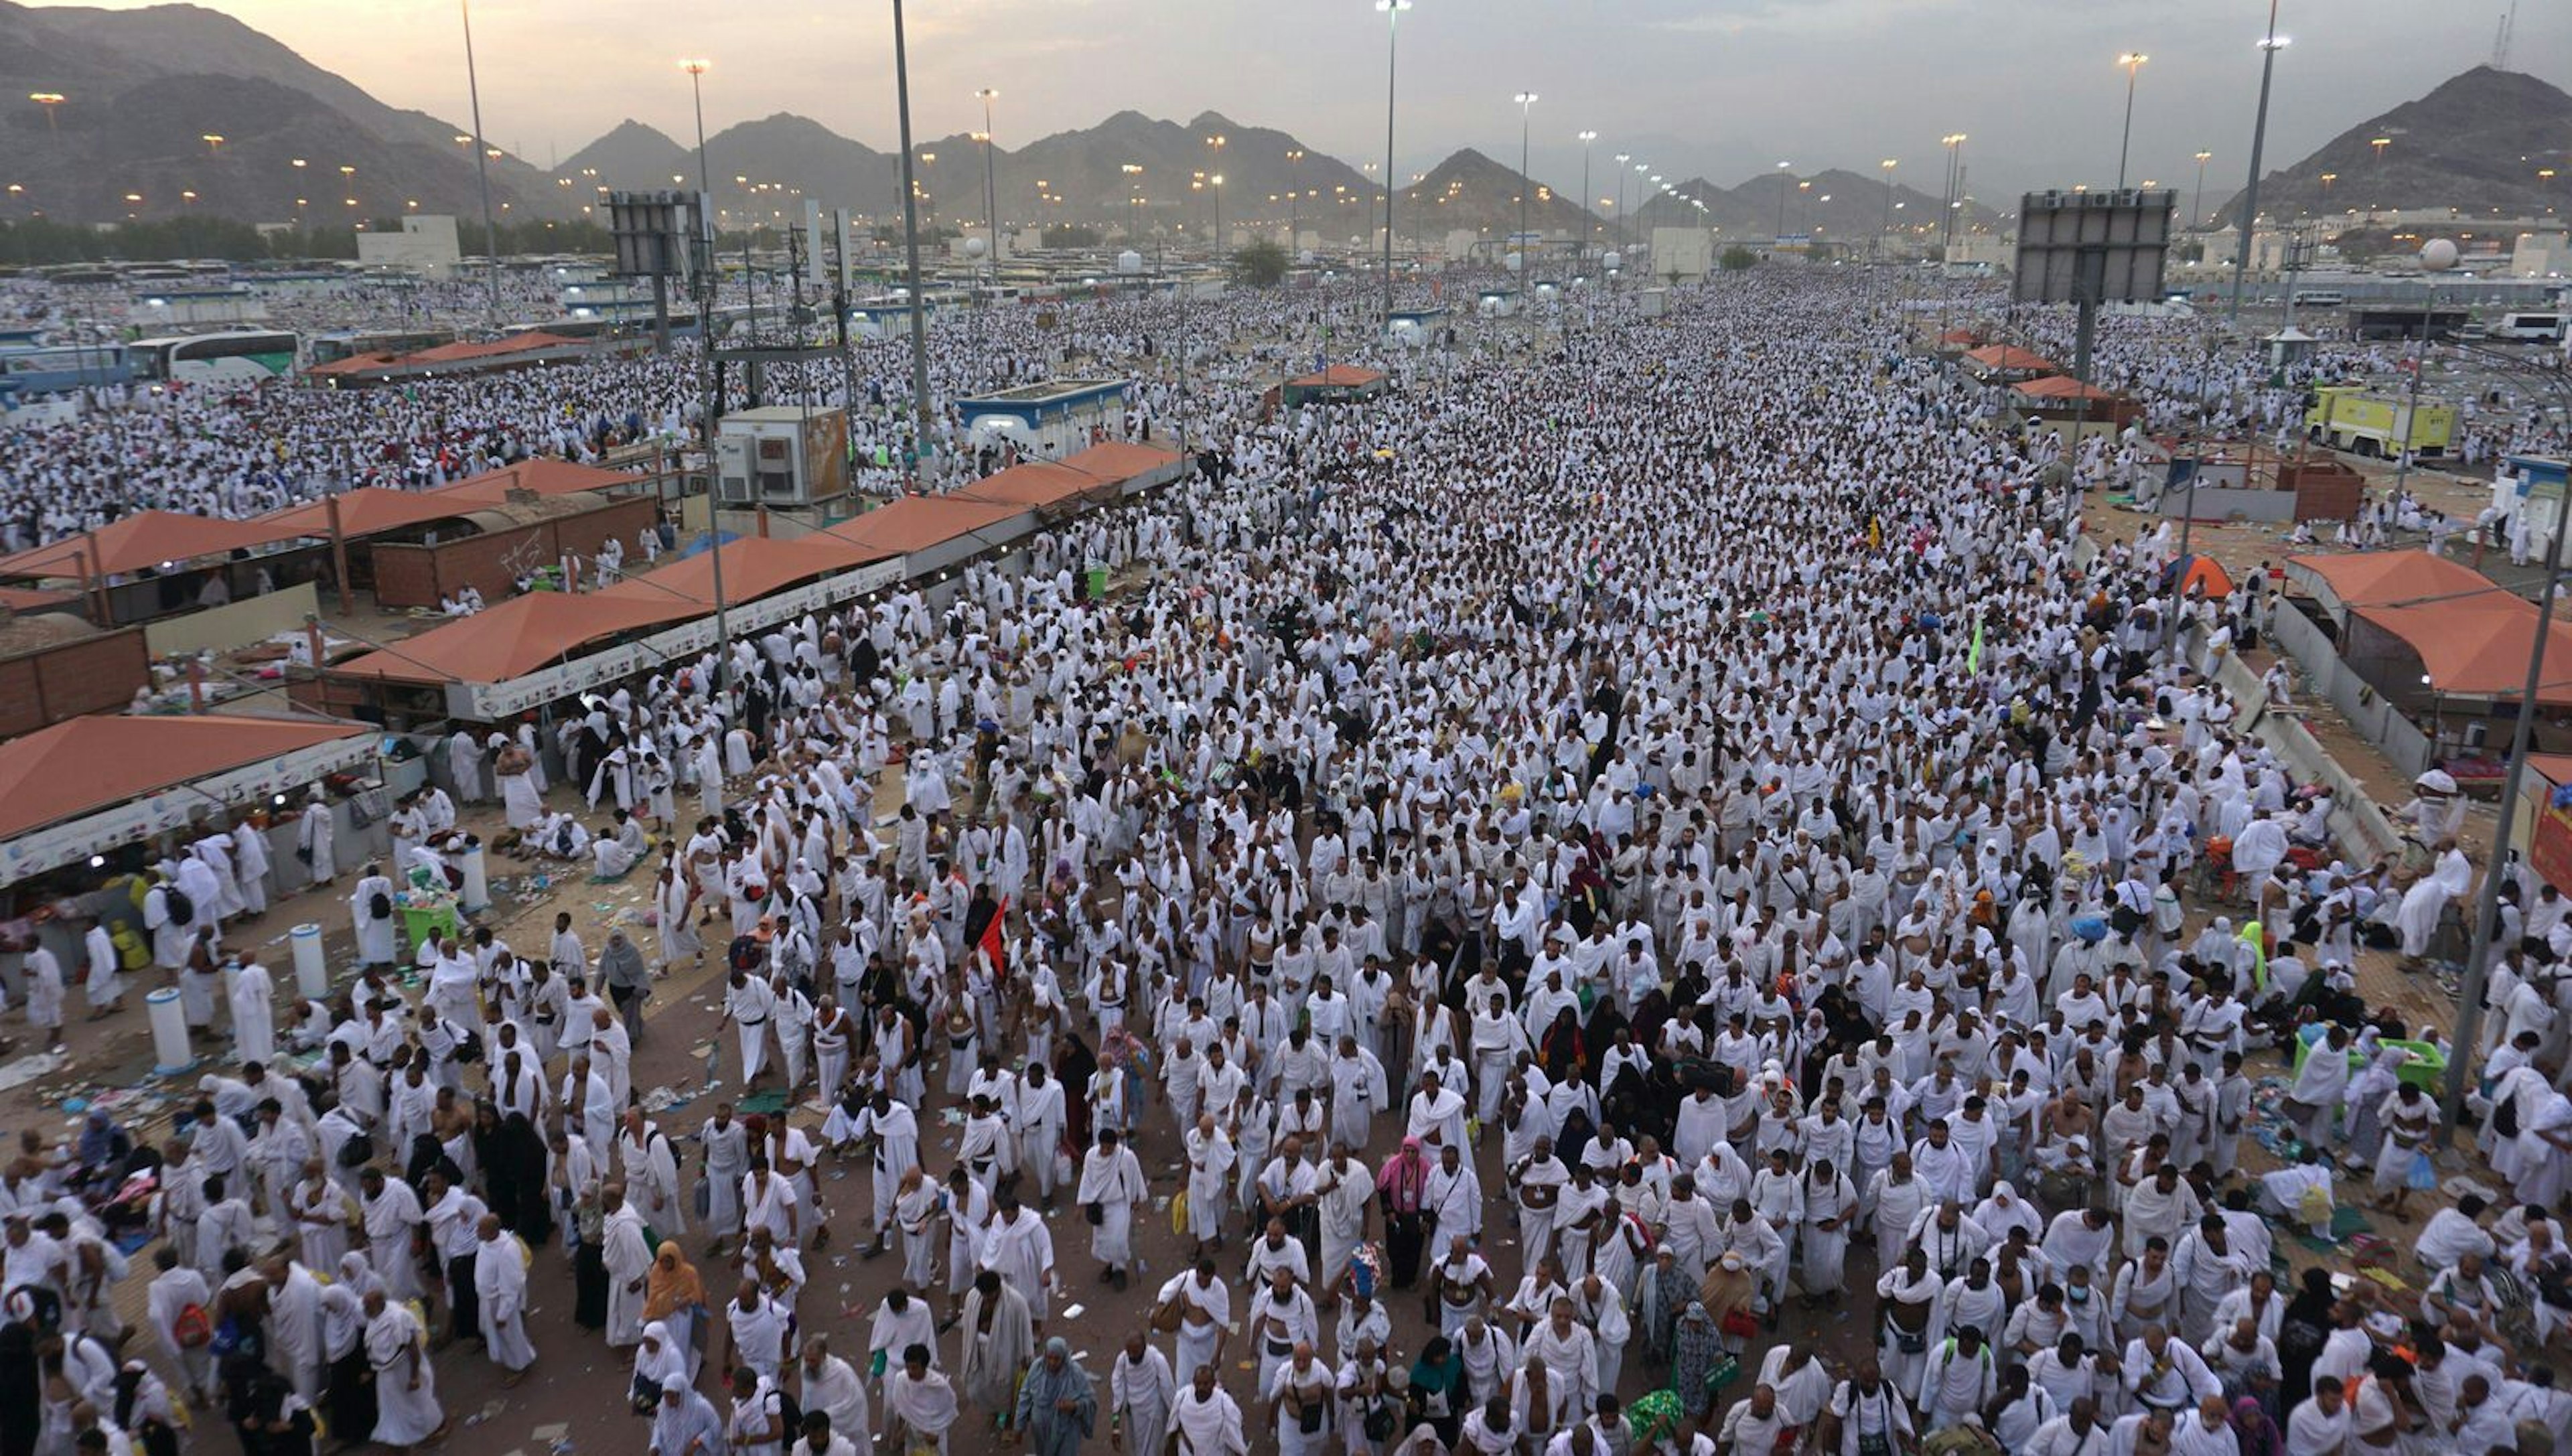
[{"xmin": 1967, "ymin": 620, "xmax": 1985, "ymax": 674}]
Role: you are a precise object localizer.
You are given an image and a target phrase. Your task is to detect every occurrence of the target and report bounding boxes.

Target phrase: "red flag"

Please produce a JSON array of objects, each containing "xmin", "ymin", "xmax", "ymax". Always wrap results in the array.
[{"xmin": 979, "ymin": 896, "xmax": 1009, "ymax": 978}]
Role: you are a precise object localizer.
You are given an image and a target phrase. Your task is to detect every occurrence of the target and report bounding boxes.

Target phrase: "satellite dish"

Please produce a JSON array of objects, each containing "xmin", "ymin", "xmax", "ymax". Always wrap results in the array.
[
  {"xmin": 2419, "ymin": 238, "xmax": 2458, "ymax": 273},
  {"xmin": 1115, "ymin": 250, "xmax": 1143, "ymax": 275}
]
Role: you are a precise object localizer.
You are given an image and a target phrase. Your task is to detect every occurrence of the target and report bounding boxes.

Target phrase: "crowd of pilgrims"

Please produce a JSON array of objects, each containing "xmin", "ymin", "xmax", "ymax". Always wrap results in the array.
[
  {"xmin": 0, "ymin": 266, "xmax": 1360, "ymax": 556},
  {"xmin": 9, "ymin": 267, "xmax": 2571, "ymax": 1456}
]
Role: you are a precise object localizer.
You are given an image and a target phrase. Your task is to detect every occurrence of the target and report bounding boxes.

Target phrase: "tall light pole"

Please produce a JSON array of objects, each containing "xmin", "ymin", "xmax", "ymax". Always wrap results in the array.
[
  {"xmin": 1879, "ymin": 159, "xmax": 1899, "ymax": 260},
  {"xmin": 29, "ymin": 92, "xmax": 63, "ymax": 133},
  {"xmin": 1774, "ymin": 161, "xmax": 1792, "ymax": 243},
  {"xmin": 2191, "ymin": 149, "xmax": 2213, "ymax": 228},
  {"xmin": 2115, "ymin": 52, "xmax": 2149, "ymax": 190},
  {"xmin": 675, "ymin": 56, "xmax": 730, "ymax": 688},
  {"xmin": 1204, "ymin": 134, "xmax": 1226, "ymax": 257},
  {"xmin": 1512, "ymin": 92, "xmax": 1537, "ymax": 275},
  {"xmin": 1285, "ymin": 147, "xmax": 1303, "ymax": 252},
  {"xmin": 2228, "ymin": 7, "xmax": 2287, "ymax": 320},
  {"xmin": 891, "ymin": 0, "xmax": 935, "ymax": 480},
  {"xmin": 1612, "ymin": 153, "xmax": 1631, "ymax": 244},
  {"xmin": 1938, "ymin": 135, "xmax": 1966, "ymax": 261},
  {"xmin": 457, "ymin": 0, "xmax": 503, "ymax": 328},
  {"xmin": 975, "ymin": 87, "xmax": 1000, "ymax": 264},
  {"xmin": 1122, "ymin": 162, "xmax": 1143, "ymax": 243},
  {"xmin": 1376, "ymin": 0, "xmax": 1411, "ymax": 327},
  {"xmin": 1577, "ymin": 130, "xmax": 1597, "ymax": 263}
]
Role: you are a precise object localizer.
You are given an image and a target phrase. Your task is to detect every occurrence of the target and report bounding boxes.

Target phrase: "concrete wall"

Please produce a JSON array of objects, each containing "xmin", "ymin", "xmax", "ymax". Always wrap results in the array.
[
  {"xmin": 143, "ymin": 582, "xmax": 319, "ymax": 658},
  {"xmin": 2202, "ymin": 617, "xmax": 2408, "ymax": 863},
  {"xmin": 370, "ymin": 496, "xmax": 658, "ymax": 608},
  {"xmin": 0, "ymin": 627, "xmax": 150, "ymax": 738}
]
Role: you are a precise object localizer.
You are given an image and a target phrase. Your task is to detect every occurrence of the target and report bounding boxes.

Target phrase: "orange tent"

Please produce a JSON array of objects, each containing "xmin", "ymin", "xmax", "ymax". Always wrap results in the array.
[
  {"xmin": 2172, "ymin": 554, "xmax": 2234, "ymax": 598},
  {"xmin": 0, "ymin": 510, "xmax": 313, "ymax": 582},
  {"xmin": 596, "ymin": 536, "xmax": 891, "ymax": 610},
  {"xmin": 0, "ymin": 713, "xmax": 368, "ymax": 841},
  {"xmin": 2356, "ymin": 597, "xmax": 2572, "ymax": 705},
  {"xmin": 334, "ymin": 593, "xmax": 692, "ymax": 686}
]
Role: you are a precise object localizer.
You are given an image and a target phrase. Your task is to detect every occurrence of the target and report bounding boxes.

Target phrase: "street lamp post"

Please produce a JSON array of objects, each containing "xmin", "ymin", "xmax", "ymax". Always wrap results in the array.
[
  {"xmin": 1612, "ymin": 154, "xmax": 1630, "ymax": 245},
  {"xmin": 1122, "ymin": 163, "xmax": 1143, "ymax": 243},
  {"xmin": 1376, "ymin": 0, "xmax": 1411, "ymax": 329},
  {"xmin": 1938, "ymin": 135, "xmax": 1966, "ymax": 262},
  {"xmin": 2115, "ymin": 52, "xmax": 2149, "ymax": 190},
  {"xmin": 1880, "ymin": 159, "xmax": 1899, "ymax": 261},
  {"xmin": 2228, "ymin": 5, "xmax": 2287, "ymax": 321},
  {"xmin": 1774, "ymin": 161, "xmax": 1792, "ymax": 244},
  {"xmin": 457, "ymin": 0, "xmax": 504, "ymax": 327},
  {"xmin": 1285, "ymin": 148, "xmax": 1303, "ymax": 254},
  {"xmin": 2191, "ymin": 149, "xmax": 2213, "ymax": 228},
  {"xmin": 889, "ymin": 0, "xmax": 934, "ymax": 488},
  {"xmin": 1204, "ymin": 134, "xmax": 1227, "ymax": 257},
  {"xmin": 1577, "ymin": 130, "xmax": 1597, "ymax": 265},
  {"xmin": 1512, "ymin": 92, "xmax": 1537, "ymax": 275},
  {"xmin": 29, "ymin": 93, "xmax": 63, "ymax": 132}
]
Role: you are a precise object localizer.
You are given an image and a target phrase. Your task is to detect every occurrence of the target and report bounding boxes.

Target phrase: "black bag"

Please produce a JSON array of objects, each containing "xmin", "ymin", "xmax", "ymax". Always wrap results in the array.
[
  {"xmin": 773, "ymin": 1386, "xmax": 803, "ymax": 1439},
  {"xmin": 2495, "ymin": 1095, "xmax": 2522, "ymax": 1139},
  {"xmin": 337, "ymin": 1131, "xmax": 376, "ymax": 1168},
  {"xmin": 1084, "ymin": 1202, "xmax": 1106, "ymax": 1226},
  {"xmin": 162, "ymin": 885, "xmax": 195, "ymax": 924},
  {"xmin": 1363, "ymin": 1402, "xmax": 1398, "ymax": 1442},
  {"xmin": 368, "ymin": 889, "xmax": 392, "ymax": 921}
]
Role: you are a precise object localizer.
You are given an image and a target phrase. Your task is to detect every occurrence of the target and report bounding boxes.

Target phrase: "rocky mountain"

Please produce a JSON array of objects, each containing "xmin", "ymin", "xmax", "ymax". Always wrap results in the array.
[
  {"xmin": 558, "ymin": 119, "xmax": 694, "ymax": 195},
  {"xmin": 1627, "ymin": 167, "xmax": 1995, "ymax": 250},
  {"xmin": 2216, "ymin": 66, "xmax": 2572, "ymax": 228},
  {"xmin": 1, "ymin": 0, "xmax": 571, "ymax": 225},
  {"xmin": 1396, "ymin": 147, "xmax": 1599, "ymax": 245},
  {"xmin": 989, "ymin": 110, "xmax": 1380, "ymax": 242}
]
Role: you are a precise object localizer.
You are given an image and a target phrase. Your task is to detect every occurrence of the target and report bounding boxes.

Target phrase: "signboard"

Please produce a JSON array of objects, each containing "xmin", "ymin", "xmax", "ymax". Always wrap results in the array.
[
  {"xmin": 448, "ymin": 556, "xmax": 908, "ymax": 720},
  {"xmin": 608, "ymin": 190, "xmax": 706, "ymax": 283},
  {"xmin": 0, "ymin": 733, "xmax": 379, "ymax": 881},
  {"xmin": 2533, "ymin": 782, "xmax": 2572, "ymax": 901},
  {"xmin": 2012, "ymin": 190, "xmax": 2174, "ymax": 305}
]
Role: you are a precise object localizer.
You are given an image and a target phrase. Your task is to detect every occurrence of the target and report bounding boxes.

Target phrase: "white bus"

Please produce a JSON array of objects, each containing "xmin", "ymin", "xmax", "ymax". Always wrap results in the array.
[
  {"xmin": 2496, "ymin": 311, "xmax": 2566, "ymax": 344},
  {"xmin": 129, "ymin": 330, "xmax": 300, "ymax": 386}
]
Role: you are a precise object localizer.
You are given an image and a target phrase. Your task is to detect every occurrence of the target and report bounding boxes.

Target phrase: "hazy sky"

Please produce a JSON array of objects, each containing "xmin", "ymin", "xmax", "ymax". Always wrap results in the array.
[{"xmin": 52, "ymin": 0, "xmax": 2572, "ymax": 204}]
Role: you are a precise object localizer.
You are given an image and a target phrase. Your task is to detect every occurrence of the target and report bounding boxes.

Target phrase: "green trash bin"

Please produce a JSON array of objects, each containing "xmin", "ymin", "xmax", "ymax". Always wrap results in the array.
[{"xmin": 1084, "ymin": 563, "xmax": 1109, "ymax": 601}]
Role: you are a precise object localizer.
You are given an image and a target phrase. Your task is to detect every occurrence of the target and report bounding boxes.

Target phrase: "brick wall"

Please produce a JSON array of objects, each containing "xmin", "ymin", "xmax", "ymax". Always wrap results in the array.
[
  {"xmin": 0, "ymin": 627, "xmax": 151, "ymax": 739},
  {"xmin": 370, "ymin": 496, "xmax": 659, "ymax": 609}
]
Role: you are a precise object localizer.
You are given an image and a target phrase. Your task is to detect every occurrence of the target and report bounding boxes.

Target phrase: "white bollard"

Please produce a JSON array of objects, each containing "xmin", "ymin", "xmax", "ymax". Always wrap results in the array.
[
  {"xmin": 460, "ymin": 841, "xmax": 490, "ymax": 915},
  {"xmin": 145, "ymin": 987, "xmax": 192, "ymax": 1075},
  {"xmin": 290, "ymin": 923, "xmax": 328, "ymax": 1000}
]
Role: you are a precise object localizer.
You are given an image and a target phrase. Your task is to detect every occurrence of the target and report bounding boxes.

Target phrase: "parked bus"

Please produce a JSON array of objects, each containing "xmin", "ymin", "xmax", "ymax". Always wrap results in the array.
[
  {"xmin": 0, "ymin": 343, "xmax": 131, "ymax": 403},
  {"xmin": 2496, "ymin": 311, "xmax": 2567, "ymax": 344},
  {"xmin": 128, "ymin": 330, "xmax": 299, "ymax": 386},
  {"xmin": 309, "ymin": 327, "xmax": 456, "ymax": 366}
]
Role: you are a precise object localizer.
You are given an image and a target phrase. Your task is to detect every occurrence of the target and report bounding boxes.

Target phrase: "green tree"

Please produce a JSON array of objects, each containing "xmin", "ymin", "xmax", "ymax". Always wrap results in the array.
[
  {"xmin": 1230, "ymin": 238, "xmax": 1289, "ymax": 288},
  {"xmin": 1042, "ymin": 223, "xmax": 1101, "ymax": 249},
  {"xmin": 1718, "ymin": 245, "xmax": 1760, "ymax": 272}
]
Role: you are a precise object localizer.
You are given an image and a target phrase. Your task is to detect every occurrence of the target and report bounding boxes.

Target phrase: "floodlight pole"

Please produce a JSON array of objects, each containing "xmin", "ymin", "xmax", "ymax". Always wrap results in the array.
[
  {"xmin": 892, "ymin": 0, "xmax": 936, "ymax": 488},
  {"xmin": 2228, "ymin": 3, "xmax": 2285, "ymax": 322}
]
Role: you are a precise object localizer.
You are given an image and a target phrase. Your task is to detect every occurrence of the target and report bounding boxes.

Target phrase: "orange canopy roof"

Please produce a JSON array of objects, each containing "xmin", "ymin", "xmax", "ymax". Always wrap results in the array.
[
  {"xmin": 1058, "ymin": 441, "xmax": 1184, "ymax": 484},
  {"xmin": 0, "ymin": 713, "xmax": 366, "ymax": 841},
  {"xmin": 2013, "ymin": 374, "xmax": 2123, "ymax": 402},
  {"xmin": 436, "ymin": 458, "xmax": 636, "ymax": 503},
  {"xmin": 954, "ymin": 460, "xmax": 1111, "ymax": 511},
  {"xmin": 1962, "ymin": 344, "xmax": 2058, "ymax": 373},
  {"xmin": 334, "ymin": 593, "xmax": 692, "ymax": 686},
  {"xmin": 2358, "ymin": 596, "xmax": 2572, "ymax": 705},
  {"xmin": 2287, "ymin": 550, "xmax": 2505, "ymax": 612},
  {"xmin": 258, "ymin": 486, "xmax": 484, "ymax": 540},
  {"xmin": 818, "ymin": 496, "xmax": 1021, "ymax": 558},
  {"xmin": 0, "ymin": 510, "xmax": 313, "ymax": 583},
  {"xmin": 596, "ymin": 536, "xmax": 891, "ymax": 611},
  {"xmin": 403, "ymin": 332, "xmax": 582, "ymax": 364},
  {"xmin": 1289, "ymin": 364, "xmax": 1387, "ymax": 388}
]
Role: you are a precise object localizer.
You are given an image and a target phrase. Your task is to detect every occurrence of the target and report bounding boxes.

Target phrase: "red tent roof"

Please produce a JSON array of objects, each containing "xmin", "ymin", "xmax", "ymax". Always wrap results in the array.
[
  {"xmin": 596, "ymin": 536, "xmax": 891, "ymax": 610},
  {"xmin": 401, "ymin": 332, "xmax": 583, "ymax": 364},
  {"xmin": 2013, "ymin": 374, "xmax": 2123, "ymax": 402},
  {"xmin": 1289, "ymin": 364, "xmax": 1387, "ymax": 388},
  {"xmin": 2287, "ymin": 550, "xmax": 2505, "ymax": 612},
  {"xmin": 258, "ymin": 486, "xmax": 484, "ymax": 539},
  {"xmin": 1058, "ymin": 441, "xmax": 1184, "ymax": 484},
  {"xmin": 818, "ymin": 497, "xmax": 1022, "ymax": 557},
  {"xmin": 334, "ymin": 593, "xmax": 692, "ymax": 686},
  {"xmin": 436, "ymin": 458, "xmax": 636, "ymax": 502},
  {"xmin": 0, "ymin": 713, "xmax": 366, "ymax": 841},
  {"xmin": 954, "ymin": 460, "xmax": 1112, "ymax": 511},
  {"xmin": 2357, "ymin": 596, "xmax": 2572, "ymax": 705},
  {"xmin": 1961, "ymin": 344, "xmax": 2058, "ymax": 374},
  {"xmin": 0, "ymin": 511, "xmax": 313, "ymax": 583}
]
